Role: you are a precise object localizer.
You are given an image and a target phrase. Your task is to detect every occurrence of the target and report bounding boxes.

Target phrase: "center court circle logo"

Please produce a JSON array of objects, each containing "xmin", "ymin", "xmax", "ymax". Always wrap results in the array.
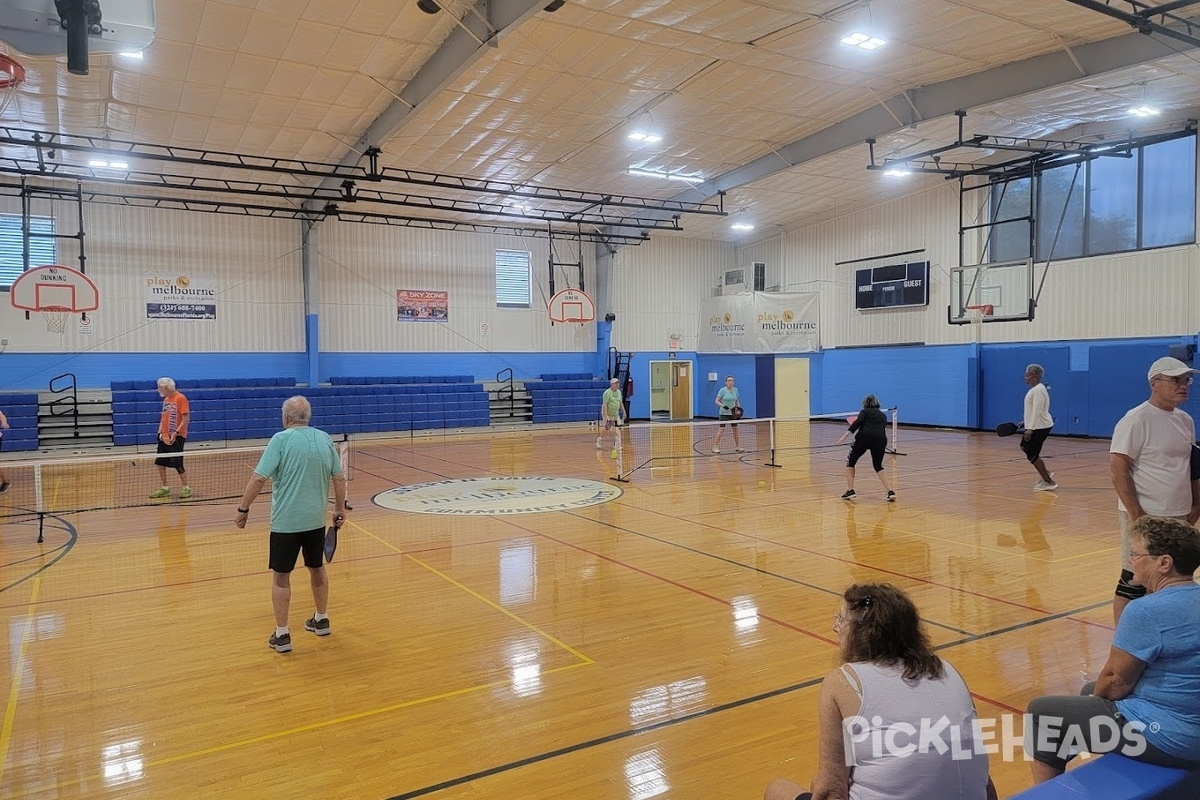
[{"xmin": 373, "ymin": 476, "xmax": 622, "ymax": 515}]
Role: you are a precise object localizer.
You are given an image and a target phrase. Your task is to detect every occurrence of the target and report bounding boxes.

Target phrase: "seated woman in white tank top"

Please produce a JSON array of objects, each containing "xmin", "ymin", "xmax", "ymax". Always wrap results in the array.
[{"xmin": 764, "ymin": 583, "xmax": 998, "ymax": 800}]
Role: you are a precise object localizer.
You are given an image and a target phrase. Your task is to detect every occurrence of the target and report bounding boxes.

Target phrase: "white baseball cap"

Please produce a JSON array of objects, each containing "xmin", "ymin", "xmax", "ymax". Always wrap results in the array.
[{"xmin": 1148, "ymin": 356, "xmax": 1198, "ymax": 380}]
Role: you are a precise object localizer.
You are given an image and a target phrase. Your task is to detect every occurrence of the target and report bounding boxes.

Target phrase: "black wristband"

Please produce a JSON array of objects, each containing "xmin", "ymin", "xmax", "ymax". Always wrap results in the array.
[{"xmin": 237, "ymin": 508, "xmax": 250, "ymax": 513}]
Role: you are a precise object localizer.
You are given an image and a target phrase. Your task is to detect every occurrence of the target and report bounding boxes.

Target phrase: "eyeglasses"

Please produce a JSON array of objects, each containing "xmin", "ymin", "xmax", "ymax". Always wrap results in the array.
[
  {"xmin": 1152, "ymin": 375, "xmax": 1193, "ymax": 386},
  {"xmin": 1128, "ymin": 551, "xmax": 1159, "ymax": 559}
]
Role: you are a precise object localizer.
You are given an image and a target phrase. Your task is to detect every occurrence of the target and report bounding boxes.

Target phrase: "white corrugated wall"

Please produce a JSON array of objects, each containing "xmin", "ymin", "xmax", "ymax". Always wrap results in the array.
[
  {"xmin": 316, "ymin": 222, "xmax": 596, "ymax": 353},
  {"xmin": 0, "ymin": 197, "xmax": 303, "ymax": 353},
  {"xmin": 609, "ymin": 236, "xmax": 735, "ymax": 352}
]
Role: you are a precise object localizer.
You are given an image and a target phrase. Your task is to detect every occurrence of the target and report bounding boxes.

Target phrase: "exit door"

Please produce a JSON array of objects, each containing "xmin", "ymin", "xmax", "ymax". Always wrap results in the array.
[{"xmin": 670, "ymin": 361, "xmax": 693, "ymax": 419}]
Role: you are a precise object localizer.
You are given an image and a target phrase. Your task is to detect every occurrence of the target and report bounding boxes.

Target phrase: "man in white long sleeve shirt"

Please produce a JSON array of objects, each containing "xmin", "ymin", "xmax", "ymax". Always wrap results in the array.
[{"xmin": 1022, "ymin": 364, "xmax": 1056, "ymax": 491}]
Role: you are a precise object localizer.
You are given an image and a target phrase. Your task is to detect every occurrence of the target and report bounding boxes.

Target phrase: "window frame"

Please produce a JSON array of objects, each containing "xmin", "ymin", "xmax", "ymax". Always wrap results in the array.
[
  {"xmin": 495, "ymin": 248, "xmax": 533, "ymax": 309},
  {"xmin": 987, "ymin": 130, "xmax": 1196, "ymax": 264},
  {"xmin": 0, "ymin": 213, "xmax": 58, "ymax": 291}
]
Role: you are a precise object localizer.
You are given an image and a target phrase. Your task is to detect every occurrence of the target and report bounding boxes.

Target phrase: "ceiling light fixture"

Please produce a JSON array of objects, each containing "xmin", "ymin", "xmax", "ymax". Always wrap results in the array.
[
  {"xmin": 627, "ymin": 132, "xmax": 663, "ymax": 143},
  {"xmin": 841, "ymin": 32, "xmax": 886, "ymax": 49},
  {"xmin": 627, "ymin": 168, "xmax": 703, "ymax": 184},
  {"xmin": 1127, "ymin": 105, "xmax": 1160, "ymax": 117},
  {"xmin": 882, "ymin": 167, "xmax": 911, "ymax": 177},
  {"xmin": 119, "ymin": 51, "xmax": 143, "ymax": 60},
  {"xmin": 731, "ymin": 223, "xmax": 755, "ymax": 231}
]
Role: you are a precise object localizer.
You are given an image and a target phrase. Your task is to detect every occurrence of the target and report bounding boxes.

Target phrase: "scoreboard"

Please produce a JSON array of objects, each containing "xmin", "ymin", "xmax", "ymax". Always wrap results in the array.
[{"xmin": 855, "ymin": 261, "xmax": 929, "ymax": 310}]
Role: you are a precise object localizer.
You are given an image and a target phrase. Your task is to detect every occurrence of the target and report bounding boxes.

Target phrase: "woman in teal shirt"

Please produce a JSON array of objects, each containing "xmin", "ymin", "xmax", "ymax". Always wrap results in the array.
[{"xmin": 712, "ymin": 375, "xmax": 742, "ymax": 454}]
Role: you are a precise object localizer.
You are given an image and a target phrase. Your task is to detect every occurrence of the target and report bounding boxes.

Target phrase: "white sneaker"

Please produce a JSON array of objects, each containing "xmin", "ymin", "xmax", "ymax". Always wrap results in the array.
[
  {"xmin": 1034, "ymin": 480, "xmax": 1058, "ymax": 491},
  {"xmin": 711, "ymin": 447, "xmax": 720, "ymax": 454},
  {"xmin": 596, "ymin": 438, "xmax": 602, "ymax": 449},
  {"xmin": 734, "ymin": 447, "xmax": 744, "ymax": 453}
]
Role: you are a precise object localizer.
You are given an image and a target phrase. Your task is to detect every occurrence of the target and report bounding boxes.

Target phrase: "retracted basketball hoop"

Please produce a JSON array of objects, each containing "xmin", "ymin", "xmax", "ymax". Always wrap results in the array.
[
  {"xmin": 0, "ymin": 53, "xmax": 25, "ymax": 117},
  {"xmin": 547, "ymin": 288, "xmax": 596, "ymax": 325},
  {"xmin": 10, "ymin": 265, "xmax": 100, "ymax": 334}
]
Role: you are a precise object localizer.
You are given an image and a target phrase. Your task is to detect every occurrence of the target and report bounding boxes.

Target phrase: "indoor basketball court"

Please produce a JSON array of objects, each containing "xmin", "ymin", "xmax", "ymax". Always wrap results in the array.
[{"xmin": 2, "ymin": 2, "xmax": 1200, "ymax": 800}]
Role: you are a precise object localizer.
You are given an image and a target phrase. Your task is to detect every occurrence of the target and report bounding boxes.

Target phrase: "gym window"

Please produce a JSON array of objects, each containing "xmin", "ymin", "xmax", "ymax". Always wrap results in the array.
[
  {"xmin": 0, "ymin": 214, "xmax": 57, "ymax": 290},
  {"xmin": 495, "ymin": 249, "xmax": 532, "ymax": 308},
  {"xmin": 989, "ymin": 131, "xmax": 1196, "ymax": 263}
]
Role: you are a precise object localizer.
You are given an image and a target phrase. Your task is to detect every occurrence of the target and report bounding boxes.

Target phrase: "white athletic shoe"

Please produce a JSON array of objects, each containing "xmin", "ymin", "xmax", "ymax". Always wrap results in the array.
[
  {"xmin": 1034, "ymin": 480, "xmax": 1058, "ymax": 491},
  {"xmin": 596, "ymin": 437, "xmax": 602, "ymax": 449},
  {"xmin": 734, "ymin": 447, "xmax": 744, "ymax": 453},
  {"xmin": 711, "ymin": 447, "xmax": 720, "ymax": 454}
]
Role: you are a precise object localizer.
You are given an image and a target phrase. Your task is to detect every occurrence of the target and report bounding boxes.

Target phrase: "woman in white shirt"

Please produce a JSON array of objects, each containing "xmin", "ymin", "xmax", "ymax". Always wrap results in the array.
[
  {"xmin": 764, "ymin": 583, "xmax": 998, "ymax": 800},
  {"xmin": 1022, "ymin": 364, "xmax": 1056, "ymax": 491}
]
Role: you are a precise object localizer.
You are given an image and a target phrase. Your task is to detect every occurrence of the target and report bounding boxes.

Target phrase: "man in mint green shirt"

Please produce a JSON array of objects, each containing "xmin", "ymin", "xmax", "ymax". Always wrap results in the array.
[
  {"xmin": 598, "ymin": 378, "xmax": 625, "ymax": 450},
  {"xmin": 235, "ymin": 396, "xmax": 347, "ymax": 654}
]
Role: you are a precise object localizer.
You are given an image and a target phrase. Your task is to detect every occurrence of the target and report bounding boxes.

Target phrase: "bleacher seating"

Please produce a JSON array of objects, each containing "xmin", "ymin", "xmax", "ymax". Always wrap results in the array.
[
  {"xmin": 328, "ymin": 375, "xmax": 474, "ymax": 385},
  {"xmin": 526, "ymin": 375, "xmax": 608, "ymax": 424},
  {"xmin": 110, "ymin": 378, "xmax": 489, "ymax": 445},
  {"xmin": 0, "ymin": 393, "xmax": 39, "ymax": 452},
  {"xmin": 1010, "ymin": 754, "xmax": 1200, "ymax": 800}
]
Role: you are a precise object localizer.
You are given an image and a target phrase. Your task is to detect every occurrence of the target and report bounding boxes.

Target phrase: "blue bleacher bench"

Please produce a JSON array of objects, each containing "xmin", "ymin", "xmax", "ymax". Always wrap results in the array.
[{"xmin": 1009, "ymin": 754, "xmax": 1200, "ymax": 800}]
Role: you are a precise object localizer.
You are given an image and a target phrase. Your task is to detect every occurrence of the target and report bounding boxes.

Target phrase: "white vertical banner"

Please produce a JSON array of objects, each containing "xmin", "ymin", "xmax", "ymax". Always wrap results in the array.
[{"xmin": 698, "ymin": 292, "xmax": 819, "ymax": 353}]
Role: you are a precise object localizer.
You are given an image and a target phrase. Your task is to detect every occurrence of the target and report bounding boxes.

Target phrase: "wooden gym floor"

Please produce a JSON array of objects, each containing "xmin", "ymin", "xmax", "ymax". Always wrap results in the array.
[{"xmin": 0, "ymin": 424, "xmax": 1125, "ymax": 799}]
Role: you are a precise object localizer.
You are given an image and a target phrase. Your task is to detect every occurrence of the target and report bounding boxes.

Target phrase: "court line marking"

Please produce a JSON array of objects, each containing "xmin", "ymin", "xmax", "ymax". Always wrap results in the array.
[
  {"xmin": 510, "ymin": 522, "xmax": 841, "ymax": 645},
  {"xmin": 626, "ymin": 502, "xmax": 1114, "ymax": 632},
  {"xmin": 0, "ymin": 517, "xmax": 78, "ymax": 595},
  {"xmin": 381, "ymin": 600, "xmax": 1106, "ymax": 799},
  {"xmin": 347, "ymin": 518, "xmax": 595, "ymax": 665},
  {"xmin": 0, "ymin": 577, "xmax": 41, "ymax": 786}
]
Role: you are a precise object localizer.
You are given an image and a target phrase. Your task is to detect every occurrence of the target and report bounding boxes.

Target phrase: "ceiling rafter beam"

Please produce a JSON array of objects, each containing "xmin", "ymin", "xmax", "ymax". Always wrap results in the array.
[
  {"xmin": 316, "ymin": 0, "xmax": 547, "ymax": 194},
  {"xmin": 1062, "ymin": 0, "xmax": 1200, "ymax": 47},
  {"xmin": 0, "ymin": 181, "xmax": 650, "ymax": 244},
  {"xmin": 0, "ymin": 126, "xmax": 718, "ymax": 220},
  {"xmin": 667, "ymin": 29, "xmax": 1197, "ymax": 206}
]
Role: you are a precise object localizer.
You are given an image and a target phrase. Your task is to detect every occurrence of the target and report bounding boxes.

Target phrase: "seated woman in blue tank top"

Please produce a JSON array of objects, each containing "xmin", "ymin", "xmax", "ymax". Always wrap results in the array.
[
  {"xmin": 764, "ymin": 583, "xmax": 998, "ymax": 800},
  {"xmin": 1025, "ymin": 516, "xmax": 1200, "ymax": 784}
]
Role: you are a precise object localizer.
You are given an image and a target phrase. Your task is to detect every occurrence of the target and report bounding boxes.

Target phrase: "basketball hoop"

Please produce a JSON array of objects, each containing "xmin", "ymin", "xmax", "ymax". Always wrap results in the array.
[
  {"xmin": 0, "ymin": 53, "xmax": 26, "ymax": 117},
  {"xmin": 40, "ymin": 307, "xmax": 70, "ymax": 334},
  {"xmin": 964, "ymin": 304, "xmax": 993, "ymax": 342},
  {"xmin": 10, "ymin": 265, "xmax": 101, "ymax": 335}
]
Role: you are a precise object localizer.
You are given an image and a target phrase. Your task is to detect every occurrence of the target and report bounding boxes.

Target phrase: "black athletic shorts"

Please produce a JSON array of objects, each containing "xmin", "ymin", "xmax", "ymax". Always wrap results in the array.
[
  {"xmin": 847, "ymin": 434, "xmax": 887, "ymax": 472},
  {"xmin": 154, "ymin": 435, "xmax": 187, "ymax": 471},
  {"xmin": 1020, "ymin": 427, "xmax": 1051, "ymax": 462},
  {"xmin": 269, "ymin": 527, "xmax": 325, "ymax": 573},
  {"xmin": 718, "ymin": 411, "xmax": 738, "ymax": 428}
]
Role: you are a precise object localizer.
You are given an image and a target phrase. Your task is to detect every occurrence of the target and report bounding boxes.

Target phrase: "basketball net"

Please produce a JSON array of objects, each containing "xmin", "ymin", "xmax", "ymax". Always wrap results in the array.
[
  {"xmin": 41, "ymin": 307, "xmax": 70, "ymax": 334},
  {"xmin": 0, "ymin": 53, "xmax": 24, "ymax": 118}
]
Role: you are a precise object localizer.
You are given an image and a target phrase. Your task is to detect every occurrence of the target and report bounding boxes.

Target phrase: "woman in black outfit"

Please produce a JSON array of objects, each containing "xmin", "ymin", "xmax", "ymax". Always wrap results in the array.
[{"xmin": 835, "ymin": 394, "xmax": 895, "ymax": 502}]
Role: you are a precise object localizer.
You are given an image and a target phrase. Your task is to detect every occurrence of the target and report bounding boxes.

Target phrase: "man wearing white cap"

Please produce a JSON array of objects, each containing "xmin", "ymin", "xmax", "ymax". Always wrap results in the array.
[{"xmin": 1109, "ymin": 355, "xmax": 1200, "ymax": 623}]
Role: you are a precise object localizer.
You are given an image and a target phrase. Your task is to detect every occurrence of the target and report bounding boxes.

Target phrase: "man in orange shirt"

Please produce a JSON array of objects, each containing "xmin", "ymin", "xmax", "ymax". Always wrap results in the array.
[{"xmin": 151, "ymin": 377, "xmax": 192, "ymax": 499}]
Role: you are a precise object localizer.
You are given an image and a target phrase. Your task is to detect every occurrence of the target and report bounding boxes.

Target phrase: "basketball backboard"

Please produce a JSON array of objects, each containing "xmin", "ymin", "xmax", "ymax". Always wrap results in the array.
[
  {"xmin": 0, "ymin": 0, "xmax": 155, "ymax": 56},
  {"xmin": 10, "ymin": 264, "xmax": 99, "ymax": 332},
  {"xmin": 948, "ymin": 259, "xmax": 1035, "ymax": 324},
  {"xmin": 548, "ymin": 288, "xmax": 595, "ymax": 324}
]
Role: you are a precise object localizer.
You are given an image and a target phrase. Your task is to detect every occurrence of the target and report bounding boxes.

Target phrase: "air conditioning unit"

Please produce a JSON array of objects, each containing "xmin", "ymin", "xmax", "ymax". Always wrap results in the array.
[{"xmin": 723, "ymin": 262, "xmax": 766, "ymax": 295}]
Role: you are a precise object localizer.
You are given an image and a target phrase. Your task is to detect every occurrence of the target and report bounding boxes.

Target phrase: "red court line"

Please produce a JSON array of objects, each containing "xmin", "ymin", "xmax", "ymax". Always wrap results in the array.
[
  {"xmin": 0, "ymin": 534, "xmax": 520, "ymax": 610},
  {"xmin": 625, "ymin": 503, "xmax": 1116, "ymax": 632},
  {"xmin": 501, "ymin": 518, "xmax": 838, "ymax": 646}
]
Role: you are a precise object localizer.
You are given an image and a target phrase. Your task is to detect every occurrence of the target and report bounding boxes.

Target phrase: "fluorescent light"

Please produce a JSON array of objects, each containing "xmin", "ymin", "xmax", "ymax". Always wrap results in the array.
[
  {"xmin": 108, "ymin": 161, "xmax": 129, "ymax": 169},
  {"xmin": 89, "ymin": 159, "xmax": 108, "ymax": 167},
  {"xmin": 731, "ymin": 223, "xmax": 755, "ymax": 231},
  {"xmin": 627, "ymin": 132, "xmax": 663, "ymax": 143},
  {"xmin": 883, "ymin": 167, "xmax": 911, "ymax": 177},
  {"xmin": 89, "ymin": 160, "xmax": 129, "ymax": 170},
  {"xmin": 119, "ymin": 51, "xmax": 143, "ymax": 59},
  {"xmin": 627, "ymin": 168, "xmax": 704, "ymax": 184},
  {"xmin": 1127, "ymin": 105, "xmax": 1159, "ymax": 117},
  {"xmin": 841, "ymin": 32, "xmax": 886, "ymax": 49}
]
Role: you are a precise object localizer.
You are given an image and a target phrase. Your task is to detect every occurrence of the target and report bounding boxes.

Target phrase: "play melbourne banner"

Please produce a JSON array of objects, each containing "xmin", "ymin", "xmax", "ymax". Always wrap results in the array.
[
  {"xmin": 145, "ymin": 272, "xmax": 217, "ymax": 320},
  {"xmin": 698, "ymin": 292, "xmax": 820, "ymax": 353},
  {"xmin": 397, "ymin": 290, "xmax": 449, "ymax": 322}
]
